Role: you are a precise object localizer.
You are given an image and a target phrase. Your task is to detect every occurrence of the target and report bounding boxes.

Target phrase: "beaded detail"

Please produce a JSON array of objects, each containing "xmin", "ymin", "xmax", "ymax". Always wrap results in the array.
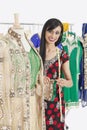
[{"xmin": 8, "ymin": 28, "xmax": 31, "ymax": 96}]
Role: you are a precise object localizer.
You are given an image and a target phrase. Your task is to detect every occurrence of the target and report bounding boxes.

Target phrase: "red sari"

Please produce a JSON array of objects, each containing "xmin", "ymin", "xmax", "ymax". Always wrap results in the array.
[{"xmin": 44, "ymin": 49, "xmax": 69, "ymax": 130}]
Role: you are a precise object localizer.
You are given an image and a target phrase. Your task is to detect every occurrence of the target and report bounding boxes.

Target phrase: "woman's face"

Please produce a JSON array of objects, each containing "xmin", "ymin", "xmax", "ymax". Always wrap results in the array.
[{"xmin": 45, "ymin": 26, "xmax": 61, "ymax": 45}]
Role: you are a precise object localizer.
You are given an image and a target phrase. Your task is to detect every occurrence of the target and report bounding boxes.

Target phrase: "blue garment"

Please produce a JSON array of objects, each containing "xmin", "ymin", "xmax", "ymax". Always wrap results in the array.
[
  {"xmin": 79, "ymin": 57, "xmax": 84, "ymax": 91},
  {"xmin": 78, "ymin": 42, "xmax": 87, "ymax": 107},
  {"xmin": 30, "ymin": 33, "xmax": 63, "ymax": 49},
  {"xmin": 82, "ymin": 23, "xmax": 87, "ymax": 38},
  {"xmin": 30, "ymin": 33, "xmax": 40, "ymax": 48},
  {"xmin": 58, "ymin": 43, "xmax": 63, "ymax": 50}
]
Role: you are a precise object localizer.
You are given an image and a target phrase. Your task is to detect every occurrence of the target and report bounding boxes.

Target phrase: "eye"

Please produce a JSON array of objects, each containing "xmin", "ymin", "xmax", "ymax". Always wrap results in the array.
[
  {"xmin": 47, "ymin": 30, "xmax": 52, "ymax": 33},
  {"xmin": 55, "ymin": 31, "xmax": 60, "ymax": 35}
]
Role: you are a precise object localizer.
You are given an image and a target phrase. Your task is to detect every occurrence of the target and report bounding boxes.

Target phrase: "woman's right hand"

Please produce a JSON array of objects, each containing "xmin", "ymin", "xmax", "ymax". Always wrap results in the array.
[
  {"xmin": 43, "ymin": 76, "xmax": 50, "ymax": 85},
  {"xmin": 43, "ymin": 76, "xmax": 51, "ymax": 100}
]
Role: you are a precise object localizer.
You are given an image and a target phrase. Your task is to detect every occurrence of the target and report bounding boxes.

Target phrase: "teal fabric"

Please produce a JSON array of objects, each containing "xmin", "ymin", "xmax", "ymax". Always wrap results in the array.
[
  {"xmin": 51, "ymin": 80, "xmax": 57, "ymax": 101},
  {"xmin": 62, "ymin": 37, "xmax": 83, "ymax": 106}
]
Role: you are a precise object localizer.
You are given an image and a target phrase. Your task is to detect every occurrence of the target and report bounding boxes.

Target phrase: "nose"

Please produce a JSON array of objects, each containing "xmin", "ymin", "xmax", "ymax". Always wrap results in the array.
[{"xmin": 51, "ymin": 32, "xmax": 56, "ymax": 37}]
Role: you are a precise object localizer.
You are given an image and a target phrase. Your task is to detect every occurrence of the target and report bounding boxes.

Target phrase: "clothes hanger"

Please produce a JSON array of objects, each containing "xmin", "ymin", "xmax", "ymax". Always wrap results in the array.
[
  {"xmin": 62, "ymin": 23, "xmax": 75, "ymax": 39},
  {"xmin": 68, "ymin": 24, "xmax": 75, "ymax": 36},
  {"xmin": 66, "ymin": 24, "xmax": 76, "ymax": 39},
  {"xmin": 67, "ymin": 31, "xmax": 76, "ymax": 38}
]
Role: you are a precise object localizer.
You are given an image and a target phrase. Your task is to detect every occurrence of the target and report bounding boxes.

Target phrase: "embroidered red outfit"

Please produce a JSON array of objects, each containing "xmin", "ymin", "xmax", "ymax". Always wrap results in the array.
[{"xmin": 44, "ymin": 49, "xmax": 69, "ymax": 130}]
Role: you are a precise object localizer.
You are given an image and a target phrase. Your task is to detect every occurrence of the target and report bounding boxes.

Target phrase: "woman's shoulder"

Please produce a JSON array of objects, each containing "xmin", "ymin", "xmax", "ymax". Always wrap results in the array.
[
  {"xmin": 56, "ymin": 47, "xmax": 67, "ymax": 56},
  {"xmin": 59, "ymin": 48, "xmax": 69, "ymax": 63}
]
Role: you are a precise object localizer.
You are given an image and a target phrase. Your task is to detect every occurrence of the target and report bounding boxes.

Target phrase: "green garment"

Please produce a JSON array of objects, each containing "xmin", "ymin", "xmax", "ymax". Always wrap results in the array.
[
  {"xmin": 28, "ymin": 48, "xmax": 41, "ymax": 89},
  {"xmin": 51, "ymin": 80, "xmax": 57, "ymax": 101},
  {"xmin": 62, "ymin": 38, "xmax": 83, "ymax": 107}
]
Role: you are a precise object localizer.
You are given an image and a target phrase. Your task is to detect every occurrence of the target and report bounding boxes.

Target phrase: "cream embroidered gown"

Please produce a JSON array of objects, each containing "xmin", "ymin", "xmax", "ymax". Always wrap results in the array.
[{"xmin": 0, "ymin": 28, "xmax": 45, "ymax": 130}]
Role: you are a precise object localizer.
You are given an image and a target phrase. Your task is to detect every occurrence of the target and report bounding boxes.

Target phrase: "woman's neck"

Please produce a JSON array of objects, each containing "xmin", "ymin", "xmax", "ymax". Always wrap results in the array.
[
  {"xmin": 46, "ymin": 44, "xmax": 57, "ymax": 60},
  {"xmin": 46, "ymin": 44, "xmax": 56, "ymax": 52}
]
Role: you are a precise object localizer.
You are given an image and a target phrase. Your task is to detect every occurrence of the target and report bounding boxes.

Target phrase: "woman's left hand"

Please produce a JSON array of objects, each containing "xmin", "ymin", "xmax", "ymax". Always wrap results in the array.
[{"xmin": 57, "ymin": 78, "xmax": 66, "ymax": 87}]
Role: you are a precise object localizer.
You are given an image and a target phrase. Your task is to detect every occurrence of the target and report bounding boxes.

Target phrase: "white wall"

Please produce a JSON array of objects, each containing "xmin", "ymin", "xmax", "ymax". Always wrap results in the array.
[{"xmin": 0, "ymin": 0, "xmax": 87, "ymax": 36}]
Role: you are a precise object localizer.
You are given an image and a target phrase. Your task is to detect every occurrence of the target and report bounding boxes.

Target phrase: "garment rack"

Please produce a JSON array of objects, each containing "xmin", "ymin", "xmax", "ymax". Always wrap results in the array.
[{"xmin": 0, "ymin": 22, "xmax": 43, "ymax": 26}]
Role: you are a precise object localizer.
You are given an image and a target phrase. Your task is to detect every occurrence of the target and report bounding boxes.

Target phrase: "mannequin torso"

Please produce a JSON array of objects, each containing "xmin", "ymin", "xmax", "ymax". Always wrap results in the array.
[{"xmin": 12, "ymin": 27, "xmax": 31, "ymax": 52}]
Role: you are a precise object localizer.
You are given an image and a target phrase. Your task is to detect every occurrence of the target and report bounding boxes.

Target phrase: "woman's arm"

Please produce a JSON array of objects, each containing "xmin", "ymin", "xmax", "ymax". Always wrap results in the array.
[{"xmin": 57, "ymin": 61, "xmax": 73, "ymax": 87}]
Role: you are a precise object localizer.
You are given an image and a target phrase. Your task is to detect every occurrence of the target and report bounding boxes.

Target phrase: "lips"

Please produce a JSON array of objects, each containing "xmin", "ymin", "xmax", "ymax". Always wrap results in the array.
[{"xmin": 49, "ymin": 38, "xmax": 56, "ymax": 42}]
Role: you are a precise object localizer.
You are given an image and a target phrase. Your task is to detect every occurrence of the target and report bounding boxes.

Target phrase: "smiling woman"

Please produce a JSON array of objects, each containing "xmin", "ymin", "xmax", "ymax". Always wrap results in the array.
[{"xmin": 39, "ymin": 18, "xmax": 73, "ymax": 130}]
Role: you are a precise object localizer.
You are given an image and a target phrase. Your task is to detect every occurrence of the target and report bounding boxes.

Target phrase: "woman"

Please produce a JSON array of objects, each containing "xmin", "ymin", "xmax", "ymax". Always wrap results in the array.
[{"xmin": 40, "ymin": 18, "xmax": 73, "ymax": 130}]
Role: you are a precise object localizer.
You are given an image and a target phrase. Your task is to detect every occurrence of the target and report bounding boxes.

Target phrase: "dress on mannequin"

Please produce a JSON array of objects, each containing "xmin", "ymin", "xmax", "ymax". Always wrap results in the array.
[
  {"xmin": 10, "ymin": 27, "xmax": 31, "ymax": 52},
  {"xmin": 0, "ymin": 27, "xmax": 45, "ymax": 130}
]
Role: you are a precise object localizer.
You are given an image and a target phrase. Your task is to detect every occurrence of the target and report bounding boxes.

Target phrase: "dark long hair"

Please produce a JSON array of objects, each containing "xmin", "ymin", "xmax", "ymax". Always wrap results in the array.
[{"xmin": 39, "ymin": 18, "xmax": 64, "ymax": 64}]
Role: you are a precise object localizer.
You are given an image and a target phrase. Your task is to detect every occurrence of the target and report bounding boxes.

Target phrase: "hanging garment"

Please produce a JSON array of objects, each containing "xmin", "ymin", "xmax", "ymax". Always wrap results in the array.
[
  {"xmin": 30, "ymin": 33, "xmax": 40, "ymax": 48},
  {"xmin": 82, "ymin": 34, "xmax": 87, "ymax": 89},
  {"xmin": 79, "ymin": 34, "xmax": 87, "ymax": 107},
  {"xmin": 62, "ymin": 36, "xmax": 83, "ymax": 108},
  {"xmin": 63, "ymin": 23, "xmax": 69, "ymax": 32},
  {"xmin": 82, "ymin": 23, "xmax": 87, "ymax": 38}
]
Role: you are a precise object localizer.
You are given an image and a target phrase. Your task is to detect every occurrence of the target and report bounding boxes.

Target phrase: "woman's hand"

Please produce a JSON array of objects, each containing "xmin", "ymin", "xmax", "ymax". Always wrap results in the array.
[
  {"xmin": 43, "ymin": 76, "xmax": 50, "ymax": 84},
  {"xmin": 57, "ymin": 78, "xmax": 66, "ymax": 87},
  {"xmin": 43, "ymin": 76, "xmax": 51, "ymax": 99}
]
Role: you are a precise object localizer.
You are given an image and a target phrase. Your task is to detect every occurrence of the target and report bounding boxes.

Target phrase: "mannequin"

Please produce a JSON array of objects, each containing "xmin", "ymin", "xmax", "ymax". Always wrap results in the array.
[{"xmin": 12, "ymin": 13, "xmax": 31, "ymax": 52}]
